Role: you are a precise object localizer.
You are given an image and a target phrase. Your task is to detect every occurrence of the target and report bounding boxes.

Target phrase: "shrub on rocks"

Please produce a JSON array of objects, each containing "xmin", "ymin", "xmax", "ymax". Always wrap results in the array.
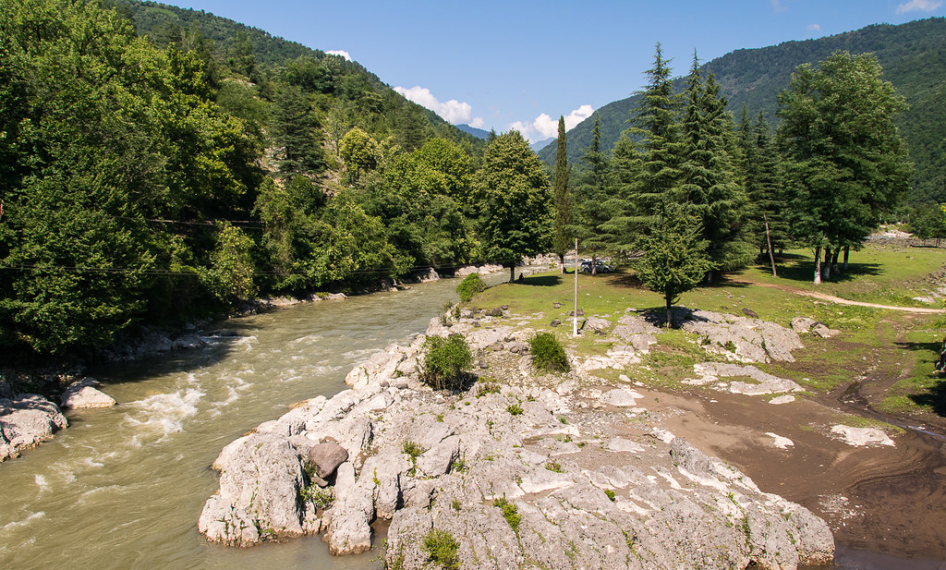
[
  {"xmin": 530, "ymin": 332, "xmax": 570, "ymax": 373},
  {"xmin": 422, "ymin": 334, "xmax": 473, "ymax": 390},
  {"xmin": 456, "ymin": 273, "xmax": 487, "ymax": 302},
  {"xmin": 422, "ymin": 529, "xmax": 460, "ymax": 570}
]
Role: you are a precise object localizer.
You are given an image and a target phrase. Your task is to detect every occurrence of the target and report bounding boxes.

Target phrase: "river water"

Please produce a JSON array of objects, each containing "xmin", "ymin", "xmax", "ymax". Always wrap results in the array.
[{"xmin": 0, "ymin": 278, "xmax": 472, "ymax": 570}]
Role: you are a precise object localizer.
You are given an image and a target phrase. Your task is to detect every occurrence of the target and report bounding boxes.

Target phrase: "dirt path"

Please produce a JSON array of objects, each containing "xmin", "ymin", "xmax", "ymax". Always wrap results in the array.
[{"xmin": 731, "ymin": 278, "xmax": 946, "ymax": 313}]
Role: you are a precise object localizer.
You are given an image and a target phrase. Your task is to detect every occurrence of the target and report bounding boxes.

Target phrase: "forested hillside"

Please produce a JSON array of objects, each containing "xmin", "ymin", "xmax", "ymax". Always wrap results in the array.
[
  {"xmin": 540, "ymin": 18, "xmax": 946, "ymax": 204},
  {"xmin": 0, "ymin": 0, "xmax": 546, "ymax": 359}
]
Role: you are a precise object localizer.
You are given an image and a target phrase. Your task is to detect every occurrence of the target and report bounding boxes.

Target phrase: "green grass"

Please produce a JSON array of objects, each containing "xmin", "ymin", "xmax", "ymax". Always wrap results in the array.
[
  {"xmin": 467, "ymin": 244, "xmax": 946, "ymax": 416},
  {"xmin": 734, "ymin": 244, "xmax": 946, "ymax": 306}
]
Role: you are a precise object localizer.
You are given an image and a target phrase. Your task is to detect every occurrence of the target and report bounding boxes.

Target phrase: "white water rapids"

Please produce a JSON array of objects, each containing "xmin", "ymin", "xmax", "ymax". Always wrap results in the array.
[{"xmin": 0, "ymin": 277, "xmax": 481, "ymax": 570}]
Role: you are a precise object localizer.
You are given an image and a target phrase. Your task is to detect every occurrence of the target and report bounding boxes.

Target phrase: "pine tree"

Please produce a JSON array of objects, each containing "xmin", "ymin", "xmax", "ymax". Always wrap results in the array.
[
  {"xmin": 634, "ymin": 202, "xmax": 714, "ymax": 328},
  {"xmin": 552, "ymin": 116, "xmax": 573, "ymax": 272},
  {"xmin": 676, "ymin": 55, "xmax": 751, "ymax": 279},
  {"xmin": 605, "ymin": 44, "xmax": 683, "ymax": 254},
  {"xmin": 273, "ymin": 85, "xmax": 326, "ymax": 176},
  {"xmin": 738, "ymin": 111, "xmax": 787, "ymax": 273},
  {"xmin": 573, "ymin": 116, "xmax": 614, "ymax": 273}
]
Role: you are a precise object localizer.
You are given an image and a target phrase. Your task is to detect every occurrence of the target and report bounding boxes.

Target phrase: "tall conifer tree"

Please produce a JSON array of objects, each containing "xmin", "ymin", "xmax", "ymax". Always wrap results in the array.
[
  {"xmin": 574, "ymin": 116, "xmax": 614, "ymax": 273},
  {"xmin": 677, "ymin": 54, "xmax": 751, "ymax": 279},
  {"xmin": 604, "ymin": 44, "xmax": 682, "ymax": 255},
  {"xmin": 553, "ymin": 116, "xmax": 573, "ymax": 272}
]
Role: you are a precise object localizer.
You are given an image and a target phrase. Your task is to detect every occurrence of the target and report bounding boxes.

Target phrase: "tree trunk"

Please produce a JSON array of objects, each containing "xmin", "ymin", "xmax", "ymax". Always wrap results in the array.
[
  {"xmin": 843, "ymin": 246, "xmax": 850, "ymax": 270},
  {"xmin": 559, "ymin": 253, "xmax": 565, "ymax": 274},
  {"xmin": 814, "ymin": 245, "xmax": 823, "ymax": 284},
  {"xmin": 665, "ymin": 294, "xmax": 673, "ymax": 329},
  {"xmin": 509, "ymin": 265, "xmax": 515, "ymax": 282},
  {"xmin": 823, "ymin": 247, "xmax": 832, "ymax": 281},
  {"xmin": 591, "ymin": 253, "xmax": 597, "ymax": 276},
  {"xmin": 831, "ymin": 249, "xmax": 840, "ymax": 275},
  {"xmin": 763, "ymin": 213, "xmax": 778, "ymax": 277}
]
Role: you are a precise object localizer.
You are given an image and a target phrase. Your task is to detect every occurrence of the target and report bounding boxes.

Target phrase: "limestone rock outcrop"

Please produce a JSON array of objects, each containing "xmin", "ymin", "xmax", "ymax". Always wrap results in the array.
[{"xmin": 0, "ymin": 394, "xmax": 68, "ymax": 461}]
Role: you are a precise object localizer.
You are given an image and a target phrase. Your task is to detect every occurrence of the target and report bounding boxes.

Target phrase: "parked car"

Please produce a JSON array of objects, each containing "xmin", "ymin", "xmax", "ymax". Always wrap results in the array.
[{"xmin": 580, "ymin": 259, "xmax": 613, "ymax": 273}]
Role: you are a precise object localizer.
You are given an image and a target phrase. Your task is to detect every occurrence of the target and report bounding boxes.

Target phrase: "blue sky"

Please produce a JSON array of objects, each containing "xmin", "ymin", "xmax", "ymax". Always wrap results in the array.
[{"xmin": 165, "ymin": 0, "xmax": 944, "ymax": 142}]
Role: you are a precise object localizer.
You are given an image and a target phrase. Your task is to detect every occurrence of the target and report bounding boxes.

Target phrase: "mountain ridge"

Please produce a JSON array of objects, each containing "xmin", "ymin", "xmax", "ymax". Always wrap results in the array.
[{"xmin": 539, "ymin": 17, "xmax": 946, "ymax": 204}]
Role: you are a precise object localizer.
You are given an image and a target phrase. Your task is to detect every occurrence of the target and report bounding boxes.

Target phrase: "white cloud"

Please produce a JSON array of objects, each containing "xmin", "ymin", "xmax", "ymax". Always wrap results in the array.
[
  {"xmin": 469, "ymin": 117, "xmax": 486, "ymax": 129},
  {"xmin": 325, "ymin": 50, "xmax": 352, "ymax": 61},
  {"xmin": 896, "ymin": 0, "xmax": 943, "ymax": 13},
  {"xmin": 509, "ymin": 104, "xmax": 595, "ymax": 143},
  {"xmin": 393, "ymin": 85, "xmax": 483, "ymax": 126},
  {"xmin": 771, "ymin": 0, "xmax": 788, "ymax": 13},
  {"xmin": 807, "ymin": 23, "xmax": 822, "ymax": 31}
]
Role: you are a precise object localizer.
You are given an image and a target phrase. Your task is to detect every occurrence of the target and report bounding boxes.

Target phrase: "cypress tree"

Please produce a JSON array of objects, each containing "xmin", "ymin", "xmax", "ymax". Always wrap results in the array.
[{"xmin": 552, "ymin": 116, "xmax": 573, "ymax": 272}]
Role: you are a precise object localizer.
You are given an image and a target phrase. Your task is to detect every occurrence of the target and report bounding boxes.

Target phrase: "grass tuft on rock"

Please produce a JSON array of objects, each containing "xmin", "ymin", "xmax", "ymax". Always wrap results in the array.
[{"xmin": 493, "ymin": 496, "xmax": 521, "ymax": 532}]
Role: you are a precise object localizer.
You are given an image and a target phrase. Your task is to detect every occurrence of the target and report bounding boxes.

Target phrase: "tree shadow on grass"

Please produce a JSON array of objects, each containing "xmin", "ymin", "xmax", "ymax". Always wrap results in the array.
[
  {"xmin": 773, "ymin": 260, "xmax": 883, "ymax": 284},
  {"xmin": 909, "ymin": 380, "xmax": 946, "ymax": 416},
  {"xmin": 894, "ymin": 340, "xmax": 942, "ymax": 353},
  {"xmin": 517, "ymin": 275, "xmax": 562, "ymax": 287}
]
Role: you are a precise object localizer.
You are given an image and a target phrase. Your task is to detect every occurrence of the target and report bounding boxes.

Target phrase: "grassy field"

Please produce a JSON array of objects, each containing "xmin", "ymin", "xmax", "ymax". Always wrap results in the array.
[{"xmin": 468, "ymin": 242, "xmax": 946, "ymax": 418}]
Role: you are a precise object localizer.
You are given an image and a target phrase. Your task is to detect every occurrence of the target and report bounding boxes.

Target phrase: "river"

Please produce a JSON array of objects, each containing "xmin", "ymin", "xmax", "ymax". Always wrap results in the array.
[{"xmin": 0, "ymin": 278, "xmax": 474, "ymax": 570}]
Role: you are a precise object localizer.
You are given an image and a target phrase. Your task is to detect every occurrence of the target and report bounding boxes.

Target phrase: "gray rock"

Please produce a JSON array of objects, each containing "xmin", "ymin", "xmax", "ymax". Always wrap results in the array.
[
  {"xmin": 612, "ymin": 315, "xmax": 660, "ymax": 352},
  {"xmin": 550, "ymin": 319, "xmax": 561, "ymax": 327},
  {"xmin": 61, "ymin": 378, "xmax": 117, "ymax": 410},
  {"xmin": 584, "ymin": 316, "xmax": 611, "ymax": 334},
  {"xmin": 811, "ymin": 323, "xmax": 841, "ymax": 338},
  {"xmin": 742, "ymin": 307, "xmax": 760, "ymax": 318},
  {"xmin": 0, "ymin": 394, "xmax": 69, "ymax": 461},
  {"xmin": 485, "ymin": 307, "xmax": 504, "ymax": 317},
  {"xmin": 683, "ymin": 309, "xmax": 803, "ymax": 363},
  {"xmin": 202, "ymin": 433, "xmax": 308, "ymax": 545},
  {"xmin": 417, "ymin": 435, "xmax": 460, "ymax": 477},
  {"xmin": 308, "ymin": 441, "xmax": 349, "ymax": 479},
  {"xmin": 198, "ymin": 495, "xmax": 261, "ymax": 547},
  {"xmin": 790, "ymin": 317, "xmax": 819, "ymax": 333}
]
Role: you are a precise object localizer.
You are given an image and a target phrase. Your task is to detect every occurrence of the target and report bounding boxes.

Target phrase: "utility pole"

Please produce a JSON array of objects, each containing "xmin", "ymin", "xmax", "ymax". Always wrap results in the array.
[{"xmin": 573, "ymin": 238, "xmax": 579, "ymax": 337}]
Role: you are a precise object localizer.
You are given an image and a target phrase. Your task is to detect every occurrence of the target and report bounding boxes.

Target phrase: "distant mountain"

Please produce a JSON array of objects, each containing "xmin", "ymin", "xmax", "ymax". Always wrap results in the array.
[
  {"xmin": 531, "ymin": 137, "xmax": 555, "ymax": 153},
  {"xmin": 456, "ymin": 124, "xmax": 491, "ymax": 139},
  {"xmin": 539, "ymin": 18, "xmax": 946, "ymax": 204}
]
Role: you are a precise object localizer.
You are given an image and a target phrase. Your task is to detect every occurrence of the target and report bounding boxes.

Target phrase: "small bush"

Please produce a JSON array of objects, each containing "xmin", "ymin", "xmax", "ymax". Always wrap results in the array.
[
  {"xmin": 422, "ymin": 529, "xmax": 461, "ymax": 570},
  {"xmin": 300, "ymin": 485, "xmax": 335, "ymax": 510},
  {"xmin": 403, "ymin": 440, "xmax": 427, "ymax": 476},
  {"xmin": 545, "ymin": 461, "xmax": 564, "ymax": 473},
  {"xmin": 604, "ymin": 489, "xmax": 616, "ymax": 502},
  {"xmin": 476, "ymin": 381, "xmax": 502, "ymax": 398},
  {"xmin": 530, "ymin": 332, "xmax": 570, "ymax": 373},
  {"xmin": 457, "ymin": 273, "xmax": 487, "ymax": 302},
  {"xmin": 493, "ymin": 497, "xmax": 521, "ymax": 532},
  {"xmin": 507, "ymin": 404, "xmax": 523, "ymax": 416},
  {"xmin": 423, "ymin": 334, "xmax": 473, "ymax": 390}
]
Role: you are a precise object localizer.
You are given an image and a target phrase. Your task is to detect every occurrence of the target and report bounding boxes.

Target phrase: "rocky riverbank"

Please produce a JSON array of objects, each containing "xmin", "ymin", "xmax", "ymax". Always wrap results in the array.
[{"xmin": 199, "ymin": 306, "xmax": 835, "ymax": 568}]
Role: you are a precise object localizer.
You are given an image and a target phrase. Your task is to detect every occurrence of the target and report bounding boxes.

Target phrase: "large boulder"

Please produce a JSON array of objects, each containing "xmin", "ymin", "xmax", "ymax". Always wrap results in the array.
[
  {"xmin": 682, "ymin": 309, "xmax": 803, "ymax": 363},
  {"xmin": 308, "ymin": 441, "xmax": 349, "ymax": 479},
  {"xmin": 61, "ymin": 378, "xmax": 117, "ymax": 410},
  {"xmin": 202, "ymin": 432, "xmax": 308, "ymax": 545},
  {"xmin": 0, "ymin": 394, "xmax": 68, "ymax": 461}
]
